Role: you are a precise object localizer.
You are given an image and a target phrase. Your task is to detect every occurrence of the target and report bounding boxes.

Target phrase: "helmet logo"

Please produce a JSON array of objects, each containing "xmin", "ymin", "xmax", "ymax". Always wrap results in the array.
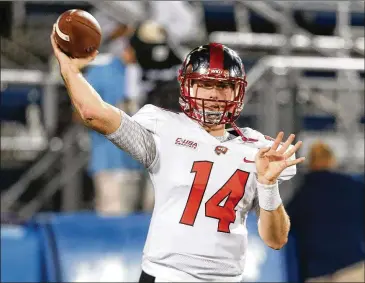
[
  {"xmin": 209, "ymin": 69, "xmax": 229, "ymax": 77},
  {"xmin": 210, "ymin": 69, "xmax": 221, "ymax": 74}
]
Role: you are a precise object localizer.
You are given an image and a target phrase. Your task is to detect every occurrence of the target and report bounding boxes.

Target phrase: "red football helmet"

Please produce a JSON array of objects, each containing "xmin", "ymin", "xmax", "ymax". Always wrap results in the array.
[{"xmin": 178, "ymin": 43, "xmax": 247, "ymax": 126}]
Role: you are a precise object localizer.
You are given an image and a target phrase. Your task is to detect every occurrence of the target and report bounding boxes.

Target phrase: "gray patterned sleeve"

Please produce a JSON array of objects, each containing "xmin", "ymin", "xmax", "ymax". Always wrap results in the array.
[{"xmin": 105, "ymin": 111, "xmax": 157, "ymax": 168}]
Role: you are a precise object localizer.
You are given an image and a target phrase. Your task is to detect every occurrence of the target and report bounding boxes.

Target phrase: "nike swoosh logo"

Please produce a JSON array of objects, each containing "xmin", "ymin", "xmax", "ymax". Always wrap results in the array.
[{"xmin": 243, "ymin": 157, "xmax": 255, "ymax": 163}]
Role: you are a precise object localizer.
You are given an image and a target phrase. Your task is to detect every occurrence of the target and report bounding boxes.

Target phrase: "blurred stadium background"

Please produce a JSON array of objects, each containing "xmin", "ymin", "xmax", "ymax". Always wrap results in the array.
[{"xmin": 1, "ymin": 1, "xmax": 364, "ymax": 282}]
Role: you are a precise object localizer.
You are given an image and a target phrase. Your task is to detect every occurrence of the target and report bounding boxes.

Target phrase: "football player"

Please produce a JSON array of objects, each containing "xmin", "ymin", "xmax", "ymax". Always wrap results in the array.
[{"xmin": 51, "ymin": 27, "xmax": 305, "ymax": 282}]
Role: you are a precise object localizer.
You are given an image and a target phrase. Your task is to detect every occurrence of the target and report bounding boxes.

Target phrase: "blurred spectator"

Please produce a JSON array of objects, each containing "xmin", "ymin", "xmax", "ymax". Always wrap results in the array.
[
  {"xmin": 92, "ymin": 2, "xmax": 201, "ymax": 111},
  {"xmin": 287, "ymin": 141, "xmax": 364, "ymax": 282},
  {"xmin": 145, "ymin": 1, "xmax": 201, "ymax": 45},
  {"xmin": 96, "ymin": 1, "xmax": 201, "ymax": 45},
  {"xmin": 77, "ymin": 22, "xmax": 153, "ymax": 215},
  {"xmin": 127, "ymin": 1, "xmax": 200, "ymax": 111},
  {"xmin": 129, "ymin": 21, "xmax": 182, "ymax": 111}
]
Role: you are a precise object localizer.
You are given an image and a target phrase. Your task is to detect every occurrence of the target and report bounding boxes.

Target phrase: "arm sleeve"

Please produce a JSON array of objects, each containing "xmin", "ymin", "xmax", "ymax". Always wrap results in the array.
[
  {"xmin": 105, "ymin": 104, "xmax": 165, "ymax": 170},
  {"xmin": 105, "ymin": 110, "xmax": 158, "ymax": 169}
]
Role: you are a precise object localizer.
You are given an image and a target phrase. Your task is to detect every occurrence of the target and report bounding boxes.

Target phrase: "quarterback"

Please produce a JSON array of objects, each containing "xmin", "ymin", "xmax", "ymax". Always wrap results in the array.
[{"xmin": 51, "ymin": 26, "xmax": 305, "ymax": 282}]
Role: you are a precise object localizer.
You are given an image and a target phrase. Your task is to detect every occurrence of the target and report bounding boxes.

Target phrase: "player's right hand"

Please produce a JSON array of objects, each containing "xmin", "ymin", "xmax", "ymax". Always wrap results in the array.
[{"xmin": 50, "ymin": 24, "xmax": 98, "ymax": 74}]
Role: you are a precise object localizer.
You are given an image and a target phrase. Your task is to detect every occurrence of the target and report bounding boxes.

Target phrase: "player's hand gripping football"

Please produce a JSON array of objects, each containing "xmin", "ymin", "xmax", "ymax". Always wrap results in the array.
[
  {"xmin": 255, "ymin": 132, "xmax": 305, "ymax": 185},
  {"xmin": 50, "ymin": 24, "xmax": 98, "ymax": 73}
]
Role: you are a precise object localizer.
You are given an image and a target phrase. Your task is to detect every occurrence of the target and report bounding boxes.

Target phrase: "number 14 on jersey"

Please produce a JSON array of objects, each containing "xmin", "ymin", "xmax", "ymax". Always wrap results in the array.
[{"xmin": 179, "ymin": 161, "xmax": 250, "ymax": 233}]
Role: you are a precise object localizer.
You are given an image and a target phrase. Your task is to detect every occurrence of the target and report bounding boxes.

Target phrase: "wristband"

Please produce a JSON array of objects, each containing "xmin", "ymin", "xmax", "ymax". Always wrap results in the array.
[{"xmin": 256, "ymin": 180, "xmax": 282, "ymax": 211}]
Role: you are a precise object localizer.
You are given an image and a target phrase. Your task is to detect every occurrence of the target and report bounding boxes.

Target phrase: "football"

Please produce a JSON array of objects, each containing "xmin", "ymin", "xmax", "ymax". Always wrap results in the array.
[{"xmin": 54, "ymin": 9, "xmax": 101, "ymax": 58}]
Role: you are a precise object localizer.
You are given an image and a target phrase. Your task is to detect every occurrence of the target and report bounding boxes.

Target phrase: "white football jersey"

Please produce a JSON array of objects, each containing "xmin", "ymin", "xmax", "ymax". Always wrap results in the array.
[{"xmin": 130, "ymin": 105, "xmax": 296, "ymax": 282}]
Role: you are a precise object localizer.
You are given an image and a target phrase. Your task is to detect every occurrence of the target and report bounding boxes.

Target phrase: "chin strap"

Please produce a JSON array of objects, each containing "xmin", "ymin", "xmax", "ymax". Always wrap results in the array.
[
  {"xmin": 231, "ymin": 122, "xmax": 259, "ymax": 143},
  {"xmin": 231, "ymin": 122, "xmax": 247, "ymax": 141}
]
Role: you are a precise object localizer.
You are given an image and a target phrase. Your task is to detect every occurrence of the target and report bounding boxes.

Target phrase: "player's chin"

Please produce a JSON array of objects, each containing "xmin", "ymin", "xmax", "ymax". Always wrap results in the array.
[{"xmin": 203, "ymin": 121, "xmax": 223, "ymax": 128}]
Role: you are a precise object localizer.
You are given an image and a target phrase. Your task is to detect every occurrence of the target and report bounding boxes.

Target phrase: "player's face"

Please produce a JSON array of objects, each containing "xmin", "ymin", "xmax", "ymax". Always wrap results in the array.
[{"xmin": 193, "ymin": 80, "xmax": 235, "ymax": 111}]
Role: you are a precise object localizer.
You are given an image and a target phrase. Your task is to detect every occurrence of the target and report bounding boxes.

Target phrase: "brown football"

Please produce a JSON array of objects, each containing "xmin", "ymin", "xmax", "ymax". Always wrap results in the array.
[{"xmin": 54, "ymin": 9, "xmax": 101, "ymax": 58}]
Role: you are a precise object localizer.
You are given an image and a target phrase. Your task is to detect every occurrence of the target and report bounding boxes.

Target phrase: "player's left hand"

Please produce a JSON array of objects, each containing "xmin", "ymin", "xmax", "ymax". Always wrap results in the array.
[{"xmin": 255, "ymin": 132, "xmax": 305, "ymax": 185}]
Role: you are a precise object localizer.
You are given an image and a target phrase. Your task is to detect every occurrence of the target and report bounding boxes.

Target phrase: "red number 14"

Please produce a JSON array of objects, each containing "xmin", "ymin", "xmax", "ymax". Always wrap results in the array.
[{"xmin": 179, "ymin": 161, "xmax": 250, "ymax": 233}]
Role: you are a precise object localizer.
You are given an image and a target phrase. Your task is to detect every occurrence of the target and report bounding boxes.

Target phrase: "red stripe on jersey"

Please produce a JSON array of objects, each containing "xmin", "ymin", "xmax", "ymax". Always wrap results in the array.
[{"xmin": 209, "ymin": 43, "xmax": 224, "ymax": 70}]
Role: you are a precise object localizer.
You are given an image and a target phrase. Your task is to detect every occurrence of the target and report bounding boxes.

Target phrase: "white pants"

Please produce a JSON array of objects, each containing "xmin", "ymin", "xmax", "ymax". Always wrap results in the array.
[
  {"xmin": 93, "ymin": 170, "xmax": 154, "ymax": 215},
  {"xmin": 306, "ymin": 261, "xmax": 365, "ymax": 283}
]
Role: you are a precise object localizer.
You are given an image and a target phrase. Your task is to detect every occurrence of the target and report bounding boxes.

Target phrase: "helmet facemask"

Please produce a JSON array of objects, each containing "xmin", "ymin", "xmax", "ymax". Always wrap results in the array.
[{"xmin": 179, "ymin": 73, "xmax": 246, "ymax": 126}]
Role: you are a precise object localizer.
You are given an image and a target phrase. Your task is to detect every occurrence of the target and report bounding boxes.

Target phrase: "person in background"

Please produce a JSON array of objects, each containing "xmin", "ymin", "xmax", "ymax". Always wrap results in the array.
[
  {"xmin": 80, "ymin": 13, "xmax": 153, "ymax": 215},
  {"xmin": 287, "ymin": 141, "xmax": 364, "ymax": 282},
  {"xmin": 92, "ymin": 9, "xmax": 143, "ymax": 110},
  {"xmin": 126, "ymin": 1, "xmax": 202, "ymax": 111},
  {"xmin": 92, "ymin": 2, "xmax": 202, "ymax": 112},
  {"xmin": 129, "ymin": 21, "xmax": 182, "ymax": 111}
]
